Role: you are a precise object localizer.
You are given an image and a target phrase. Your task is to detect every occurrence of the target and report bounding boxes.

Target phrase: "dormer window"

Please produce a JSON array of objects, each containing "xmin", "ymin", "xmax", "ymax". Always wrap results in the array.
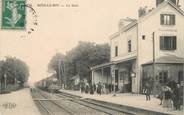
[{"xmin": 160, "ymin": 14, "xmax": 175, "ymax": 25}]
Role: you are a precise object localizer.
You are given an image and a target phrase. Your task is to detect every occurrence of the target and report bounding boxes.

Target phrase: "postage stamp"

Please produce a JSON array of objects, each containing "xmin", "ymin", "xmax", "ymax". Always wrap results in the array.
[{"xmin": 1, "ymin": 0, "xmax": 26, "ymax": 29}]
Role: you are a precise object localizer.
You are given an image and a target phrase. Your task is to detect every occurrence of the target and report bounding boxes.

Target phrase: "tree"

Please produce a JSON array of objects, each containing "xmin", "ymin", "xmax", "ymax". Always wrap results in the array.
[
  {"xmin": 0, "ymin": 60, "xmax": 5, "ymax": 91},
  {"xmin": 47, "ymin": 42, "xmax": 110, "ymax": 88},
  {"xmin": 48, "ymin": 53, "xmax": 65, "ymax": 81},
  {"xmin": 65, "ymin": 41, "xmax": 110, "ymax": 83},
  {"xmin": 0, "ymin": 57, "xmax": 29, "ymax": 88}
]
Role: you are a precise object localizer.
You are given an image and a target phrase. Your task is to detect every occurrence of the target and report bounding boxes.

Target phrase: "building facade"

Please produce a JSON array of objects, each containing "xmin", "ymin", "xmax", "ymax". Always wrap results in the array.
[{"xmin": 91, "ymin": 0, "xmax": 184, "ymax": 94}]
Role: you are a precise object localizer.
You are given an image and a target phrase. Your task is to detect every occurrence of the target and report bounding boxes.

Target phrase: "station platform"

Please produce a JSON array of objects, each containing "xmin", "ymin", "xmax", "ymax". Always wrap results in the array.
[
  {"xmin": 0, "ymin": 88, "xmax": 41, "ymax": 115},
  {"xmin": 59, "ymin": 89, "xmax": 183, "ymax": 115}
]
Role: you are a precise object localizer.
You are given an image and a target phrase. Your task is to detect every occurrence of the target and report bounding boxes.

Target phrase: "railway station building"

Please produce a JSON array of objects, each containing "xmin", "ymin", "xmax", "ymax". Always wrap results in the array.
[{"xmin": 91, "ymin": 0, "xmax": 184, "ymax": 94}]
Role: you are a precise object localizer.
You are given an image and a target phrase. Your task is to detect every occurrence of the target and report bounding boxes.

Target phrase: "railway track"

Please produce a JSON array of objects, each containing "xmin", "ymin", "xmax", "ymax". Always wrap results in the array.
[
  {"xmin": 32, "ymin": 88, "xmax": 169, "ymax": 115},
  {"xmin": 31, "ymin": 88, "xmax": 136, "ymax": 115},
  {"xmin": 31, "ymin": 87, "xmax": 169, "ymax": 115},
  {"xmin": 57, "ymin": 91, "xmax": 169, "ymax": 115},
  {"xmin": 33, "ymin": 88, "xmax": 135, "ymax": 115},
  {"xmin": 56, "ymin": 91, "xmax": 136, "ymax": 115},
  {"xmin": 32, "ymin": 88, "xmax": 74, "ymax": 115},
  {"xmin": 31, "ymin": 88, "xmax": 108, "ymax": 115},
  {"xmin": 36, "ymin": 88, "xmax": 171, "ymax": 115}
]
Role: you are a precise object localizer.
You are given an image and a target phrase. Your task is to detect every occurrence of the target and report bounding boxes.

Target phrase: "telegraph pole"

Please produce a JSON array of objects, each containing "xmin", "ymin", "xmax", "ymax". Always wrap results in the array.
[
  {"xmin": 183, "ymin": 62, "xmax": 184, "ymax": 106},
  {"xmin": 58, "ymin": 60, "xmax": 61, "ymax": 86},
  {"xmin": 4, "ymin": 74, "xmax": 7, "ymax": 91},
  {"xmin": 60, "ymin": 61, "xmax": 65, "ymax": 88},
  {"xmin": 153, "ymin": 32, "xmax": 155, "ymax": 76},
  {"xmin": 152, "ymin": 32, "xmax": 156, "ymax": 95}
]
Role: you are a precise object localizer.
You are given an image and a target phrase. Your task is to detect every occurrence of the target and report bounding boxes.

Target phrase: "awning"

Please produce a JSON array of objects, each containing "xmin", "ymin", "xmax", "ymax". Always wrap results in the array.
[
  {"xmin": 91, "ymin": 56, "xmax": 136, "ymax": 70},
  {"xmin": 113, "ymin": 56, "xmax": 136, "ymax": 64},
  {"xmin": 143, "ymin": 55, "xmax": 184, "ymax": 65},
  {"xmin": 90, "ymin": 62, "xmax": 113, "ymax": 70}
]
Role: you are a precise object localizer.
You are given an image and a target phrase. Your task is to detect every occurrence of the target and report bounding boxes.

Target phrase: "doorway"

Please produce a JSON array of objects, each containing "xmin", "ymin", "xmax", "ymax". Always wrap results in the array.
[
  {"xmin": 178, "ymin": 71, "xmax": 183, "ymax": 84},
  {"xmin": 115, "ymin": 70, "xmax": 119, "ymax": 91}
]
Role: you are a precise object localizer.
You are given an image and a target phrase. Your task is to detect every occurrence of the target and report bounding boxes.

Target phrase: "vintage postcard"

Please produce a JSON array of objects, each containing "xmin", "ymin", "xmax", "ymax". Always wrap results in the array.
[{"xmin": 0, "ymin": 0, "xmax": 184, "ymax": 115}]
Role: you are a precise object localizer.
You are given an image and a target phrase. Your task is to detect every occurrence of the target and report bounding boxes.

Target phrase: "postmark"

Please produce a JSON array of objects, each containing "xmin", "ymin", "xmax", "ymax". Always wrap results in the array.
[
  {"xmin": 0, "ymin": 102, "xmax": 16, "ymax": 109},
  {"xmin": 2, "ymin": 0, "xmax": 26, "ymax": 29}
]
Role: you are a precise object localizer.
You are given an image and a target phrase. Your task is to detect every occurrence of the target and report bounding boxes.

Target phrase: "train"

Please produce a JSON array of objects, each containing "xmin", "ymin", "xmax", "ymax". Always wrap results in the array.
[{"xmin": 35, "ymin": 76, "xmax": 61, "ymax": 93}]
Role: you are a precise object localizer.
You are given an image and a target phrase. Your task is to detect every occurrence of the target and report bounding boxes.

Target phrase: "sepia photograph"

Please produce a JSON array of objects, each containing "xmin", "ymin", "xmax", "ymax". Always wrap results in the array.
[{"xmin": 0, "ymin": 0, "xmax": 184, "ymax": 115}]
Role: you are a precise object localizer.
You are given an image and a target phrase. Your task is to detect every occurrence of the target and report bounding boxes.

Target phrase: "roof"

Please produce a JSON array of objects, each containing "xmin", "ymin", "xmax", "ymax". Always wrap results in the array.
[
  {"xmin": 138, "ymin": 0, "xmax": 184, "ymax": 22},
  {"xmin": 91, "ymin": 56, "xmax": 136, "ymax": 70},
  {"xmin": 143, "ymin": 55, "xmax": 184, "ymax": 65},
  {"xmin": 110, "ymin": 21, "xmax": 137, "ymax": 40},
  {"xmin": 110, "ymin": 0, "xmax": 184, "ymax": 40}
]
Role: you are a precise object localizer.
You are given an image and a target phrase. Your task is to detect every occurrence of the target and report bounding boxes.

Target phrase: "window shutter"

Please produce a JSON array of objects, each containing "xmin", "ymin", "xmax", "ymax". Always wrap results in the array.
[
  {"xmin": 173, "ymin": 36, "xmax": 177, "ymax": 50},
  {"xmin": 160, "ymin": 36, "xmax": 164, "ymax": 50},
  {"xmin": 160, "ymin": 14, "xmax": 164, "ymax": 25},
  {"xmin": 168, "ymin": 37, "xmax": 172, "ymax": 50},
  {"xmin": 171, "ymin": 15, "xmax": 175, "ymax": 25}
]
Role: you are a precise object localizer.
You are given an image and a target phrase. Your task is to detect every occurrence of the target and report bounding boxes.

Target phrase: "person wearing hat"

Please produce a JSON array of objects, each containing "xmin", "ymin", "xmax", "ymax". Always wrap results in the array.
[
  {"xmin": 173, "ymin": 84, "xmax": 181, "ymax": 110},
  {"xmin": 163, "ymin": 86, "xmax": 172, "ymax": 108},
  {"xmin": 158, "ymin": 85, "xmax": 165, "ymax": 105},
  {"xmin": 145, "ymin": 82, "xmax": 151, "ymax": 101}
]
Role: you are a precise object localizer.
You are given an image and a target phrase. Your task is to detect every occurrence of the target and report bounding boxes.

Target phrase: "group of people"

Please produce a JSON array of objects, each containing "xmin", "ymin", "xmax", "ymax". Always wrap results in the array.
[
  {"xmin": 158, "ymin": 84, "xmax": 183, "ymax": 110},
  {"xmin": 80, "ymin": 80, "xmax": 183, "ymax": 111},
  {"xmin": 80, "ymin": 81, "xmax": 95, "ymax": 94},
  {"xmin": 80, "ymin": 81, "xmax": 113, "ymax": 95},
  {"xmin": 144, "ymin": 81, "xmax": 183, "ymax": 110}
]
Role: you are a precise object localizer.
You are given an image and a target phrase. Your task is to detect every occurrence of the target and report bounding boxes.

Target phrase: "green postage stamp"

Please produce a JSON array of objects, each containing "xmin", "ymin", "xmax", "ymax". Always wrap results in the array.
[{"xmin": 2, "ymin": 0, "xmax": 26, "ymax": 29}]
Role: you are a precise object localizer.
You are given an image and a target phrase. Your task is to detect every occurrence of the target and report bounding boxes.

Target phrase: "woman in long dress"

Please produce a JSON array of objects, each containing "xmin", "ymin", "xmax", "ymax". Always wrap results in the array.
[{"xmin": 163, "ymin": 86, "xmax": 172, "ymax": 108}]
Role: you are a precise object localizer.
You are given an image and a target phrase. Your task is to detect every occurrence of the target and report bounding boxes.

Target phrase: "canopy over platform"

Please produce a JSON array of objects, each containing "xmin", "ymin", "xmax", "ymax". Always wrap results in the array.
[
  {"xmin": 91, "ymin": 62, "xmax": 113, "ymax": 71},
  {"xmin": 91, "ymin": 56, "xmax": 137, "ymax": 71}
]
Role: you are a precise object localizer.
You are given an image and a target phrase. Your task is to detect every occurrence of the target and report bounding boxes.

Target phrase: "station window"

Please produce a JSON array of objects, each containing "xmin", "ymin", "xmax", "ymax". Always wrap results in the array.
[
  {"xmin": 120, "ymin": 71, "xmax": 129, "ymax": 84},
  {"xmin": 142, "ymin": 35, "xmax": 146, "ymax": 40},
  {"xmin": 128, "ymin": 40, "xmax": 131, "ymax": 52},
  {"xmin": 160, "ymin": 14, "xmax": 175, "ymax": 25},
  {"xmin": 160, "ymin": 36, "xmax": 177, "ymax": 50},
  {"xmin": 159, "ymin": 71, "xmax": 168, "ymax": 84},
  {"xmin": 115, "ymin": 46, "xmax": 118, "ymax": 57}
]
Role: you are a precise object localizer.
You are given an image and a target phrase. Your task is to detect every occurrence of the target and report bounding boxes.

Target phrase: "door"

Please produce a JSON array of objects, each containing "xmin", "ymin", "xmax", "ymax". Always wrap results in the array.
[
  {"xmin": 178, "ymin": 71, "xmax": 183, "ymax": 84},
  {"xmin": 115, "ymin": 70, "xmax": 119, "ymax": 91}
]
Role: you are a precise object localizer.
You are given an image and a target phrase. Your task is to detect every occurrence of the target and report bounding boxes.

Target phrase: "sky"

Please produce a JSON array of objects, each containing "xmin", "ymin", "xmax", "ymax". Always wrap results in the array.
[{"xmin": 0, "ymin": 0, "xmax": 183, "ymax": 83}]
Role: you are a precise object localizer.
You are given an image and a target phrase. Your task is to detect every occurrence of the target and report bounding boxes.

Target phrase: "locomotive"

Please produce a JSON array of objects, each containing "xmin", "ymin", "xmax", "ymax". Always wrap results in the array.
[{"xmin": 35, "ymin": 77, "xmax": 61, "ymax": 93}]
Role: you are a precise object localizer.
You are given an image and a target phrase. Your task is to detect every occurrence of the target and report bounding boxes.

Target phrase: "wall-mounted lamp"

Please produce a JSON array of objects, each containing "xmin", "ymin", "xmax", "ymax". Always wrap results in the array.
[{"xmin": 131, "ymin": 72, "xmax": 136, "ymax": 78}]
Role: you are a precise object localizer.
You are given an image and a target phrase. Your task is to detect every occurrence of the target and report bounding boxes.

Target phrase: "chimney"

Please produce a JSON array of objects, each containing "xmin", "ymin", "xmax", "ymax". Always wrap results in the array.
[{"xmin": 138, "ymin": 6, "xmax": 147, "ymax": 17}]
